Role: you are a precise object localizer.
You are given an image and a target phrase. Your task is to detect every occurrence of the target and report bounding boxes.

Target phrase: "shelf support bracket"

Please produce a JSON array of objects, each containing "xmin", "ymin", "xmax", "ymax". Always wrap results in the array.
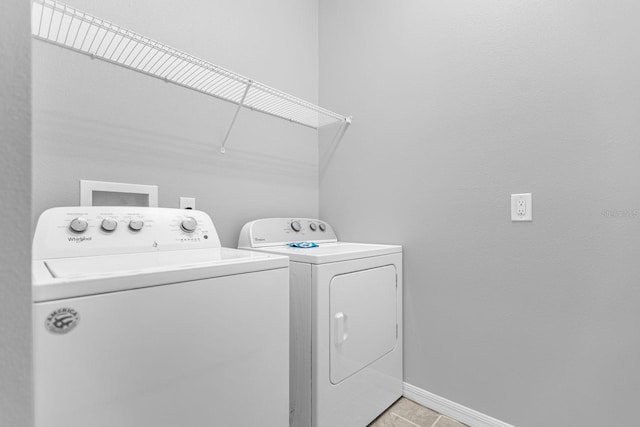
[
  {"xmin": 220, "ymin": 81, "xmax": 252, "ymax": 154},
  {"xmin": 319, "ymin": 116, "xmax": 352, "ymax": 178}
]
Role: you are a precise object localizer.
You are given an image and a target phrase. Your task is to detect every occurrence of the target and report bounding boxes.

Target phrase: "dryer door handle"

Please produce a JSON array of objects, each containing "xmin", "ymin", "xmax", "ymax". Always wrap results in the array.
[{"xmin": 334, "ymin": 312, "xmax": 348, "ymax": 346}]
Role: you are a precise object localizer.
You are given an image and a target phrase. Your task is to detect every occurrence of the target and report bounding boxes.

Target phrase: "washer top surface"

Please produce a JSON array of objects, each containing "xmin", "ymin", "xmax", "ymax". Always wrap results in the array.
[
  {"xmin": 238, "ymin": 218, "xmax": 401, "ymax": 264},
  {"xmin": 32, "ymin": 207, "xmax": 287, "ymax": 302},
  {"xmin": 44, "ymin": 247, "xmax": 264, "ymax": 279}
]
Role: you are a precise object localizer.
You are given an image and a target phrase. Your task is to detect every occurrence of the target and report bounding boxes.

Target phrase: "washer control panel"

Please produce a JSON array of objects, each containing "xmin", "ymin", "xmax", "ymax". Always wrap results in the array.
[
  {"xmin": 238, "ymin": 218, "xmax": 337, "ymax": 248},
  {"xmin": 33, "ymin": 207, "xmax": 221, "ymax": 260}
]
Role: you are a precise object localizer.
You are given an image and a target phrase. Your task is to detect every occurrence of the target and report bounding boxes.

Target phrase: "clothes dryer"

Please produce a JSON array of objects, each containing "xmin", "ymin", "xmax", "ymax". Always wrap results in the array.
[{"xmin": 239, "ymin": 218, "xmax": 402, "ymax": 427}]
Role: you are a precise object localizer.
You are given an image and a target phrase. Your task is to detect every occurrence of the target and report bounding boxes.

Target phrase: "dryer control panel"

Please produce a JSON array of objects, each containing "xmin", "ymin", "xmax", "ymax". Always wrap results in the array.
[
  {"xmin": 238, "ymin": 218, "xmax": 338, "ymax": 248},
  {"xmin": 33, "ymin": 207, "xmax": 221, "ymax": 260}
]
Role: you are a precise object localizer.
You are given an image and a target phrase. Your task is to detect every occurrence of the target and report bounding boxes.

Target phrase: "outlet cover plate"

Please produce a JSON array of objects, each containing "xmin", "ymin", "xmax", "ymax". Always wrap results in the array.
[
  {"xmin": 180, "ymin": 197, "xmax": 196, "ymax": 210},
  {"xmin": 511, "ymin": 193, "xmax": 532, "ymax": 221}
]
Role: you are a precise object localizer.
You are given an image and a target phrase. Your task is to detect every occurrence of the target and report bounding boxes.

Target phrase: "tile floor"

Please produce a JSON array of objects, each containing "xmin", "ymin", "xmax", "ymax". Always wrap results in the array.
[{"xmin": 369, "ymin": 397, "xmax": 468, "ymax": 427}]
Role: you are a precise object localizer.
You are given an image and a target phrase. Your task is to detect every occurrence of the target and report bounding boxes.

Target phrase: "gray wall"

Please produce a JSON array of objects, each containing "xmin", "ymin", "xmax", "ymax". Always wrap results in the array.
[
  {"xmin": 0, "ymin": 0, "xmax": 32, "ymax": 425},
  {"xmin": 33, "ymin": 0, "xmax": 320, "ymax": 247},
  {"xmin": 319, "ymin": 1, "xmax": 640, "ymax": 426}
]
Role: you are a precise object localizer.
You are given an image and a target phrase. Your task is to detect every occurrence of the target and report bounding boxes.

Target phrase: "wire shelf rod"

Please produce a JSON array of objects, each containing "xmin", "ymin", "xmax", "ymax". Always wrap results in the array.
[{"xmin": 220, "ymin": 82, "xmax": 253, "ymax": 154}]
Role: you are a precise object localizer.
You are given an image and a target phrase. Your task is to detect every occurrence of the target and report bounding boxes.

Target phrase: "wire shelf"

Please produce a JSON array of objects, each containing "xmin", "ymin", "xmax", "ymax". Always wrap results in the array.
[{"xmin": 32, "ymin": 0, "xmax": 350, "ymax": 141}]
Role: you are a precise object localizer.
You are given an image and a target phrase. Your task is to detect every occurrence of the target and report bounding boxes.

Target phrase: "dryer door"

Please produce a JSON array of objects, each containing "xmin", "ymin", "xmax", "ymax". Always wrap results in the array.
[{"xmin": 329, "ymin": 265, "xmax": 397, "ymax": 384}]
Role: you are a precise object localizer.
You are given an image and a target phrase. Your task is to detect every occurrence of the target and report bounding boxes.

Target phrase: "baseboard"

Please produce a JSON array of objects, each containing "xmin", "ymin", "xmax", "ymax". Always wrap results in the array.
[{"xmin": 403, "ymin": 383, "xmax": 515, "ymax": 427}]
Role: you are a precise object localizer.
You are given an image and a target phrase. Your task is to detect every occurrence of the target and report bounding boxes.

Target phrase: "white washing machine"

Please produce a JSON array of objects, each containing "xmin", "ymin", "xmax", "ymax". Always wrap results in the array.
[
  {"xmin": 238, "ymin": 218, "xmax": 403, "ymax": 427},
  {"xmin": 32, "ymin": 207, "xmax": 290, "ymax": 427}
]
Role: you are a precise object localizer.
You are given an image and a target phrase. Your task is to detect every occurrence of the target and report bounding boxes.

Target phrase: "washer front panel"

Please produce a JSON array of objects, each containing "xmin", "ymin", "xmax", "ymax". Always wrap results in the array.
[{"xmin": 33, "ymin": 269, "xmax": 290, "ymax": 427}]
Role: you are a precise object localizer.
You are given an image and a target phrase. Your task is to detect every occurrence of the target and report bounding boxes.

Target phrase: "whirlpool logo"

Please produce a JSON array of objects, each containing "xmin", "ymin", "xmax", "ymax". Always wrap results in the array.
[
  {"xmin": 68, "ymin": 236, "xmax": 92, "ymax": 243},
  {"xmin": 45, "ymin": 308, "xmax": 80, "ymax": 334}
]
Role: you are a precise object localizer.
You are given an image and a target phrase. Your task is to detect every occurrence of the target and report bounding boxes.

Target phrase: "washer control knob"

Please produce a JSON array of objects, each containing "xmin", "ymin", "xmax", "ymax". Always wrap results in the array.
[
  {"xmin": 69, "ymin": 217, "xmax": 88, "ymax": 233},
  {"xmin": 180, "ymin": 217, "xmax": 198, "ymax": 233},
  {"xmin": 128, "ymin": 219, "xmax": 144, "ymax": 232},
  {"xmin": 291, "ymin": 220, "xmax": 302, "ymax": 232},
  {"xmin": 101, "ymin": 218, "xmax": 118, "ymax": 232},
  {"xmin": 309, "ymin": 223, "xmax": 317, "ymax": 231},
  {"xmin": 318, "ymin": 223, "xmax": 327, "ymax": 232}
]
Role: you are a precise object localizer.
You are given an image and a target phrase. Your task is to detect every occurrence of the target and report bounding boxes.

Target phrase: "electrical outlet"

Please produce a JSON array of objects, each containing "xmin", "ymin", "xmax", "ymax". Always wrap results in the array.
[
  {"xmin": 180, "ymin": 197, "xmax": 196, "ymax": 210},
  {"xmin": 511, "ymin": 193, "xmax": 532, "ymax": 221}
]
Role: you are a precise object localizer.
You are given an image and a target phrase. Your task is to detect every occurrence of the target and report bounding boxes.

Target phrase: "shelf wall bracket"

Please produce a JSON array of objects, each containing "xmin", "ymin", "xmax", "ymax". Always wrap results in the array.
[
  {"xmin": 319, "ymin": 116, "xmax": 352, "ymax": 178},
  {"xmin": 220, "ymin": 81, "xmax": 252, "ymax": 154},
  {"xmin": 333, "ymin": 116, "xmax": 352, "ymax": 147}
]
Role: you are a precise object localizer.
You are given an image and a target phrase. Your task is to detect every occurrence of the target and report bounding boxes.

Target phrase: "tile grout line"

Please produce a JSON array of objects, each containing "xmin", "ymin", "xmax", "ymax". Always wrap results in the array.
[
  {"xmin": 429, "ymin": 415, "xmax": 443, "ymax": 427},
  {"xmin": 390, "ymin": 412, "xmax": 422, "ymax": 427}
]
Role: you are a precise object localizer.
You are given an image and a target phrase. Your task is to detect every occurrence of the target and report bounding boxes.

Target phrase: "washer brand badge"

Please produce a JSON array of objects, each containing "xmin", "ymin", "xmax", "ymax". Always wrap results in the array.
[
  {"xmin": 46, "ymin": 308, "xmax": 80, "ymax": 334},
  {"xmin": 68, "ymin": 236, "xmax": 92, "ymax": 243},
  {"xmin": 254, "ymin": 237, "xmax": 265, "ymax": 241}
]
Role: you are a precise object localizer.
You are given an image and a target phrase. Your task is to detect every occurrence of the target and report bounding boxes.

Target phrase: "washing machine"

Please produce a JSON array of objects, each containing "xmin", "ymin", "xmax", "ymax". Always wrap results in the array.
[
  {"xmin": 238, "ymin": 218, "xmax": 403, "ymax": 427},
  {"xmin": 32, "ymin": 207, "xmax": 290, "ymax": 427}
]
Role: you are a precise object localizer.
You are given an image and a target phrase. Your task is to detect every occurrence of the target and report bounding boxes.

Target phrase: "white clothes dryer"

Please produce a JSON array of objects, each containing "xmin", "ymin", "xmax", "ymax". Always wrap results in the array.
[
  {"xmin": 32, "ymin": 207, "xmax": 290, "ymax": 427},
  {"xmin": 238, "ymin": 218, "xmax": 403, "ymax": 427}
]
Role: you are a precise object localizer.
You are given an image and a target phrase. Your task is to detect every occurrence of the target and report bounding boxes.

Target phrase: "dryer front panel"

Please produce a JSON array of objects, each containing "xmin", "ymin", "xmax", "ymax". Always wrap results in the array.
[{"xmin": 329, "ymin": 265, "xmax": 397, "ymax": 384}]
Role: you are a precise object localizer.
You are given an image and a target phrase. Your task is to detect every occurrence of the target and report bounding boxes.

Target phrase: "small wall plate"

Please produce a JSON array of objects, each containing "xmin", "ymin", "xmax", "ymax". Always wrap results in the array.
[{"xmin": 511, "ymin": 193, "xmax": 532, "ymax": 221}]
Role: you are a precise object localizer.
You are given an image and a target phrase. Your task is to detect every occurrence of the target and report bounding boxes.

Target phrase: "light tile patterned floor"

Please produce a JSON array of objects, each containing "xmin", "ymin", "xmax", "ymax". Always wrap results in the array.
[{"xmin": 369, "ymin": 397, "xmax": 468, "ymax": 427}]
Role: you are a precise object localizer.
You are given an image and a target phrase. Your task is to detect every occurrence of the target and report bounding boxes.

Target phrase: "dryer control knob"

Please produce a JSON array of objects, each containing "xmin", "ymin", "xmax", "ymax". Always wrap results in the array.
[
  {"xmin": 69, "ymin": 217, "xmax": 88, "ymax": 233},
  {"xmin": 128, "ymin": 219, "xmax": 144, "ymax": 232},
  {"xmin": 318, "ymin": 223, "xmax": 326, "ymax": 232},
  {"xmin": 101, "ymin": 218, "xmax": 118, "ymax": 232},
  {"xmin": 291, "ymin": 220, "xmax": 302, "ymax": 232},
  {"xmin": 309, "ymin": 223, "xmax": 317, "ymax": 231},
  {"xmin": 181, "ymin": 217, "xmax": 198, "ymax": 233}
]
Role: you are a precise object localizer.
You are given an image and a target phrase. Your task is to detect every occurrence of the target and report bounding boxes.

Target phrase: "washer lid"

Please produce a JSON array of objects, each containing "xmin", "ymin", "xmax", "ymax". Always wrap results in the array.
[
  {"xmin": 247, "ymin": 242, "xmax": 401, "ymax": 264},
  {"xmin": 32, "ymin": 247, "xmax": 288, "ymax": 302}
]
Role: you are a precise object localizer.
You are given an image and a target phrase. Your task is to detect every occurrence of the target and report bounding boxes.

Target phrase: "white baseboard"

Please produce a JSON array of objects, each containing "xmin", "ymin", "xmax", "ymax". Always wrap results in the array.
[{"xmin": 403, "ymin": 383, "xmax": 515, "ymax": 427}]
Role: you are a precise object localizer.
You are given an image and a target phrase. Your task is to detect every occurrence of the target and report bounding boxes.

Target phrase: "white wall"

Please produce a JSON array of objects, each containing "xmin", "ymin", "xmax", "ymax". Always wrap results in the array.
[
  {"xmin": 0, "ymin": 0, "xmax": 32, "ymax": 425},
  {"xmin": 319, "ymin": 1, "xmax": 640, "ymax": 426},
  {"xmin": 32, "ymin": 0, "xmax": 320, "ymax": 247}
]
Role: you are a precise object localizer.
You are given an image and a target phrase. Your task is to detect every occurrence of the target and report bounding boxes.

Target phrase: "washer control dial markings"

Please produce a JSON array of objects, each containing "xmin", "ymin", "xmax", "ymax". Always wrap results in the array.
[
  {"xmin": 101, "ymin": 218, "xmax": 118, "ymax": 232},
  {"xmin": 180, "ymin": 217, "xmax": 198, "ymax": 233},
  {"xmin": 69, "ymin": 217, "xmax": 88, "ymax": 233},
  {"xmin": 128, "ymin": 219, "xmax": 144, "ymax": 232}
]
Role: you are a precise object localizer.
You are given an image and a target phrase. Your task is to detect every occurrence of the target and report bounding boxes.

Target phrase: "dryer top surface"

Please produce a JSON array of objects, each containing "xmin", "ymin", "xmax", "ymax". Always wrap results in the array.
[{"xmin": 246, "ymin": 242, "xmax": 401, "ymax": 264}]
